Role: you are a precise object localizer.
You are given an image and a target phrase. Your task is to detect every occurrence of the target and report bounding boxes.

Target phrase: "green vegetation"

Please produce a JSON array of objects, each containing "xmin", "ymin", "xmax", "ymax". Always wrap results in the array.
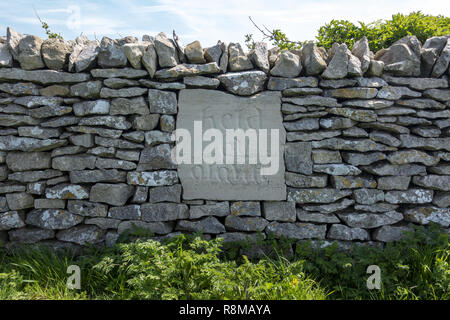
[
  {"xmin": 247, "ymin": 12, "xmax": 450, "ymax": 51},
  {"xmin": 34, "ymin": 8, "xmax": 63, "ymax": 40},
  {"xmin": 0, "ymin": 224, "xmax": 448, "ymax": 300}
]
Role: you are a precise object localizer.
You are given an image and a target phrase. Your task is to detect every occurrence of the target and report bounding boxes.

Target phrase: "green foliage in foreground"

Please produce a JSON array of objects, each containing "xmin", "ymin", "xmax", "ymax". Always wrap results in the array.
[{"xmin": 0, "ymin": 224, "xmax": 448, "ymax": 300}]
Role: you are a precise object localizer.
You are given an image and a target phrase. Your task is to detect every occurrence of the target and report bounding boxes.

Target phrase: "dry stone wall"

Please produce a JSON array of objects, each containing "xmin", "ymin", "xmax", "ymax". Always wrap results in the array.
[{"xmin": 0, "ymin": 28, "xmax": 449, "ymax": 253}]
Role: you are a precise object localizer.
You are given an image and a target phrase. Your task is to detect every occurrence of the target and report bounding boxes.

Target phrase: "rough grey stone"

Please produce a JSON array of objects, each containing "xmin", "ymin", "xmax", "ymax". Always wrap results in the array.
[
  {"xmin": 46, "ymin": 184, "xmax": 89, "ymax": 200},
  {"xmin": 296, "ymin": 209, "xmax": 340, "ymax": 223},
  {"xmin": 204, "ymin": 43, "xmax": 222, "ymax": 65},
  {"xmin": 183, "ymin": 76, "xmax": 220, "ymax": 89},
  {"xmin": 404, "ymin": 206, "xmax": 449, "ymax": 227},
  {"xmin": 228, "ymin": 43, "xmax": 253, "ymax": 71},
  {"xmin": 155, "ymin": 62, "xmax": 220, "ymax": 79},
  {"xmin": 332, "ymin": 176, "xmax": 377, "ymax": 189},
  {"xmin": 131, "ymin": 186, "xmax": 148, "ymax": 204},
  {"xmin": 412, "ymin": 175, "xmax": 450, "ymax": 191},
  {"xmin": 270, "ymin": 51, "xmax": 302, "ymax": 78},
  {"xmin": 117, "ymin": 220, "xmax": 173, "ymax": 235},
  {"xmin": 70, "ymin": 81, "xmax": 102, "ymax": 99},
  {"xmin": 377, "ymin": 176, "xmax": 411, "ymax": 191},
  {"xmin": 266, "ymin": 221, "xmax": 326, "ymax": 239},
  {"xmin": 267, "ymin": 77, "xmax": 318, "ymax": 90},
  {"xmin": 52, "ymin": 155, "xmax": 96, "ymax": 171},
  {"xmin": 5, "ymin": 193, "xmax": 34, "ymax": 210},
  {"xmin": 284, "ymin": 118, "xmax": 319, "ymax": 131},
  {"xmin": 176, "ymin": 216, "xmax": 225, "ymax": 234},
  {"xmin": 313, "ymin": 164, "xmax": 361, "ymax": 176},
  {"xmin": 67, "ymin": 200, "xmax": 108, "ymax": 217},
  {"xmin": 262, "ymin": 201, "xmax": 296, "ymax": 222},
  {"xmin": 225, "ymin": 215, "xmax": 268, "ymax": 232},
  {"xmin": 302, "ymin": 198, "xmax": 354, "ymax": 213},
  {"xmin": 431, "ymin": 38, "xmax": 450, "ymax": 77},
  {"xmin": 383, "ymin": 75, "xmax": 448, "ymax": 90},
  {"xmin": 139, "ymin": 79, "xmax": 185, "ymax": 90},
  {"xmin": 73, "ymin": 41, "xmax": 100, "ymax": 72},
  {"xmin": 127, "ymin": 170, "xmax": 178, "ymax": 186},
  {"xmin": 327, "ymin": 224, "xmax": 369, "ymax": 241},
  {"xmin": 322, "ymin": 44, "xmax": 348, "ymax": 79},
  {"xmin": 100, "ymin": 87, "xmax": 147, "ymax": 98},
  {"xmin": 149, "ymin": 184, "xmax": 181, "ymax": 203},
  {"xmin": 282, "ymin": 96, "xmax": 339, "ymax": 107},
  {"xmin": 338, "ymin": 211, "xmax": 403, "ymax": 228},
  {"xmin": 154, "ymin": 32, "xmax": 179, "ymax": 68},
  {"xmin": 217, "ymin": 70, "xmax": 267, "ymax": 96},
  {"xmin": 400, "ymin": 134, "xmax": 450, "ymax": 151},
  {"xmin": 8, "ymin": 169, "xmax": 62, "ymax": 183},
  {"xmin": 301, "ymin": 42, "xmax": 327, "ymax": 75},
  {"xmin": 70, "ymin": 169, "xmax": 126, "ymax": 184},
  {"xmin": 103, "ymin": 78, "xmax": 139, "ymax": 89},
  {"xmin": 148, "ymin": 89, "xmax": 177, "ymax": 114},
  {"xmin": 85, "ymin": 218, "xmax": 121, "ymax": 229},
  {"xmin": 34, "ymin": 199, "xmax": 65, "ymax": 209},
  {"xmin": 433, "ymin": 192, "xmax": 450, "ymax": 208},
  {"xmin": 387, "ymin": 150, "xmax": 439, "ymax": 166},
  {"xmin": 56, "ymin": 225, "xmax": 104, "ymax": 245},
  {"xmin": 26, "ymin": 209, "xmax": 83, "ymax": 230},
  {"xmin": 190, "ymin": 202, "xmax": 230, "ymax": 219},
  {"xmin": 353, "ymin": 189, "xmax": 384, "ymax": 204},
  {"xmin": 91, "ymin": 68, "xmax": 147, "ymax": 79},
  {"xmin": 97, "ymin": 37, "xmax": 134, "ymax": 68},
  {"xmin": 137, "ymin": 144, "xmax": 175, "ymax": 171},
  {"xmin": 89, "ymin": 183, "xmax": 134, "ymax": 206},
  {"xmin": 184, "ymin": 41, "xmax": 205, "ymax": 64},
  {"xmin": 108, "ymin": 205, "xmax": 141, "ymax": 220},
  {"xmin": 123, "ymin": 43, "xmax": 146, "ymax": 69},
  {"xmin": 312, "ymin": 150, "xmax": 342, "ymax": 164},
  {"xmin": 312, "ymin": 138, "xmax": 395, "ymax": 152},
  {"xmin": 287, "ymin": 188, "xmax": 352, "ymax": 204},
  {"xmin": 385, "ymin": 189, "xmax": 434, "ymax": 204},
  {"xmin": 285, "ymin": 172, "xmax": 327, "ymax": 188},
  {"xmin": 285, "ymin": 142, "xmax": 312, "ymax": 174},
  {"xmin": 0, "ymin": 68, "xmax": 90, "ymax": 84},
  {"xmin": 373, "ymin": 225, "xmax": 413, "ymax": 242},
  {"xmin": 377, "ymin": 86, "xmax": 421, "ymax": 100},
  {"xmin": 160, "ymin": 115, "xmax": 175, "ymax": 132},
  {"xmin": 132, "ymin": 114, "xmax": 160, "ymax": 131},
  {"xmin": 362, "ymin": 163, "xmax": 426, "ymax": 176},
  {"xmin": 0, "ymin": 211, "xmax": 26, "ymax": 231},
  {"xmin": 0, "ymin": 43, "xmax": 13, "ymax": 67},
  {"xmin": 141, "ymin": 203, "xmax": 187, "ymax": 222},
  {"xmin": 8, "ymin": 227, "xmax": 55, "ymax": 243},
  {"xmin": 18, "ymin": 35, "xmax": 45, "ymax": 70},
  {"xmin": 352, "ymin": 37, "xmax": 371, "ymax": 73},
  {"xmin": 78, "ymin": 116, "xmax": 131, "ymax": 130},
  {"xmin": 6, "ymin": 152, "xmax": 51, "ymax": 171},
  {"xmin": 229, "ymin": 201, "xmax": 260, "ymax": 217},
  {"xmin": 41, "ymin": 39, "xmax": 72, "ymax": 70},
  {"xmin": 18, "ymin": 126, "xmax": 61, "ymax": 139}
]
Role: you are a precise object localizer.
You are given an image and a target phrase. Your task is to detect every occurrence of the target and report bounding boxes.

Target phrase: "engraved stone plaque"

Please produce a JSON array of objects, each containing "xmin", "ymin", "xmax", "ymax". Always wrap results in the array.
[{"xmin": 176, "ymin": 89, "xmax": 286, "ymax": 200}]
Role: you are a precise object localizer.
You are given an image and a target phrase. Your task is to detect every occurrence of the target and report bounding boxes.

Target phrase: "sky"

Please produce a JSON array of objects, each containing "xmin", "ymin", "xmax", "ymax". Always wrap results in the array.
[{"xmin": 0, "ymin": 0, "xmax": 448, "ymax": 48}]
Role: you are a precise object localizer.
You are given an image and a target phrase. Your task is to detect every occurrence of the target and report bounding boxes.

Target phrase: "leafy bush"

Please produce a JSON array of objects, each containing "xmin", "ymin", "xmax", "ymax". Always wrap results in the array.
[
  {"xmin": 316, "ymin": 12, "xmax": 450, "ymax": 51},
  {"xmin": 91, "ymin": 235, "xmax": 326, "ymax": 299},
  {"xmin": 295, "ymin": 224, "xmax": 449, "ymax": 300},
  {"xmin": 247, "ymin": 12, "xmax": 450, "ymax": 52},
  {"xmin": 0, "ymin": 224, "xmax": 448, "ymax": 300}
]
